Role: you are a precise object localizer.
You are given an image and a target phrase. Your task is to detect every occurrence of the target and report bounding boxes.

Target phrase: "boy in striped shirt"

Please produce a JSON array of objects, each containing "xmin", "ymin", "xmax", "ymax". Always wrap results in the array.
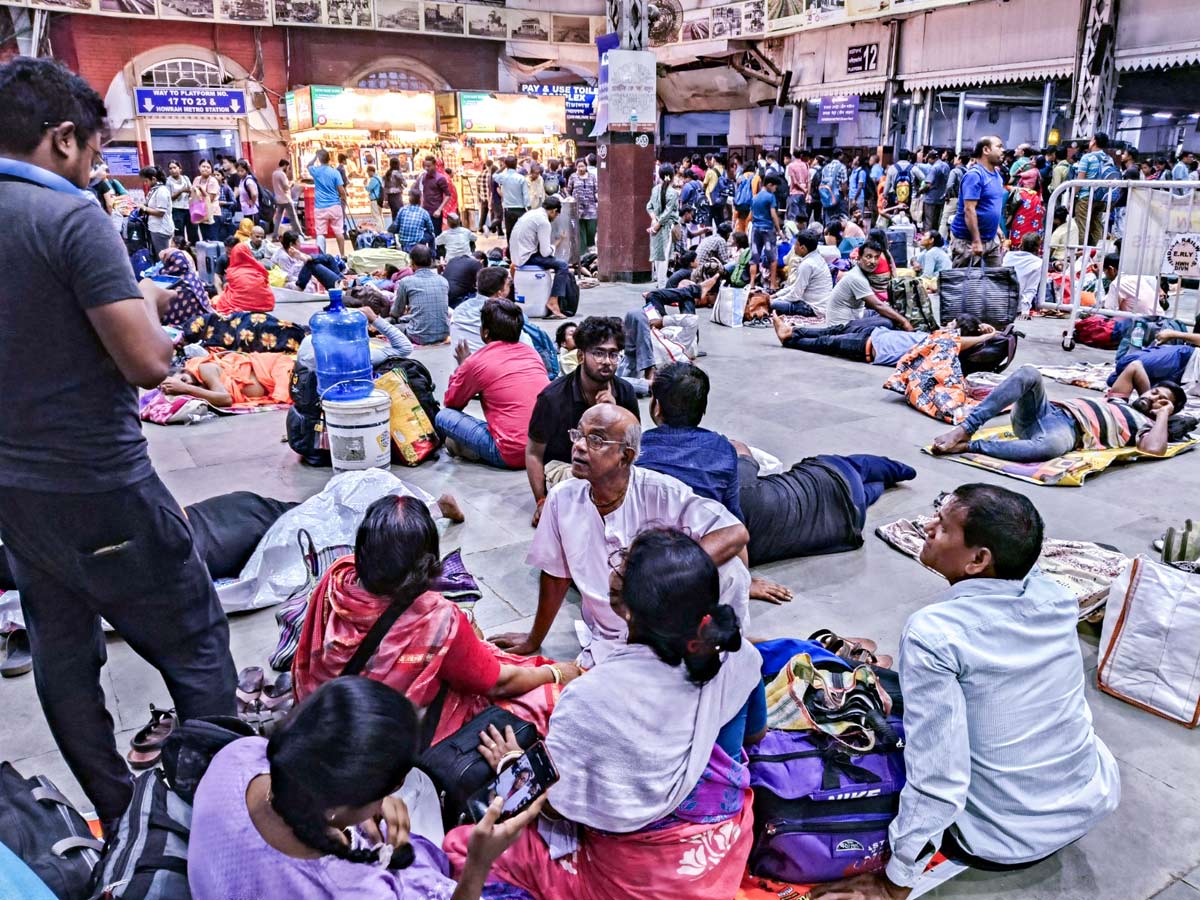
[{"xmin": 932, "ymin": 365, "xmax": 1185, "ymax": 462}]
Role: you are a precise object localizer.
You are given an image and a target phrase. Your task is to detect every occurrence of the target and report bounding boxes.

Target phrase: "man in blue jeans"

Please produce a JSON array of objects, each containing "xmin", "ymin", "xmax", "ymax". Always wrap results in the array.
[
  {"xmin": 932, "ymin": 365, "xmax": 1184, "ymax": 462},
  {"xmin": 750, "ymin": 174, "xmax": 783, "ymax": 290}
]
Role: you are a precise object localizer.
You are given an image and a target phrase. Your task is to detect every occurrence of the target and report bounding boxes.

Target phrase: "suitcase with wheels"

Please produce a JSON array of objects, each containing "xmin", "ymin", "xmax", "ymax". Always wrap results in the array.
[{"xmin": 194, "ymin": 240, "xmax": 223, "ymax": 287}]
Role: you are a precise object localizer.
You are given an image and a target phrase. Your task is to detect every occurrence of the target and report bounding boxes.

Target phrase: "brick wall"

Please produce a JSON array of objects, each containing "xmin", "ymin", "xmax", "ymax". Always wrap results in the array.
[{"xmin": 47, "ymin": 14, "xmax": 497, "ymax": 98}]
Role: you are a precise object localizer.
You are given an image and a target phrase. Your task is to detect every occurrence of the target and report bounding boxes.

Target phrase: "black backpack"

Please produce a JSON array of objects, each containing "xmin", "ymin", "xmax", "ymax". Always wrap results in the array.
[
  {"xmin": 560, "ymin": 269, "xmax": 580, "ymax": 317},
  {"xmin": 245, "ymin": 175, "xmax": 276, "ymax": 232},
  {"xmin": 959, "ymin": 325, "xmax": 1021, "ymax": 375},
  {"xmin": 160, "ymin": 716, "xmax": 256, "ymax": 806},
  {"xmin": 0, "ymin": 762, "xmax": 102, "ymax": 900},
  {"xmin": 87, "ymin": 770, "xmax": 190, "ymax": 900}
]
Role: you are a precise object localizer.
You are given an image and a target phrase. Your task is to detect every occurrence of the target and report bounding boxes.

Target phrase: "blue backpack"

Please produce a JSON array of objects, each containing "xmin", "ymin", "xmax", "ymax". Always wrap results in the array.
[
  {"xmin": 734, "ymin": 174, "xmax": 755, "ymax": 213},
  {"xmin": 713, "ymin": 173, "xmax": 733, "ymax": 205}
]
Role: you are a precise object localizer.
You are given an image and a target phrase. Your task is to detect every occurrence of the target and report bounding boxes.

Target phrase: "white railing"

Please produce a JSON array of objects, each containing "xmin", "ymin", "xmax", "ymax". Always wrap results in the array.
[{"xmin": 1037, "ymin": 178, "xmax": 1200, "ymax": 349}]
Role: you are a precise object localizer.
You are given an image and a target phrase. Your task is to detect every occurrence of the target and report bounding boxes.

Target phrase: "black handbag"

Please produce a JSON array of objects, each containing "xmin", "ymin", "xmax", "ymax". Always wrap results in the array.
[
  {"xmin": 937, "ymin": 259, "xmax": 1021, "ymax": 328},
  {"xmin": 416, "ymin": 706, "xmax": 538, "ymax": 830}
]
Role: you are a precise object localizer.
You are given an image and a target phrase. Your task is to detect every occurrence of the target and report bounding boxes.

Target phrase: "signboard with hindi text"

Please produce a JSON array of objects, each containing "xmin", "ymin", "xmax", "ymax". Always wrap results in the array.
[
  {"xmin": 817, "ymin": 95, "xmax": 860, "ymax": 123},
  {"xmin": 846, "ymin": 43, "xmax": 879, "ymax": 73}
]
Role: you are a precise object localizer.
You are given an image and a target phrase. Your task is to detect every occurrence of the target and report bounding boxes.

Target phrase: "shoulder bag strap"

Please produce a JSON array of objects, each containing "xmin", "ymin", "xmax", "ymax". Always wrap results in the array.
[{"xmin": 341, "ymin": 602, "xmax": 408, "ymax": 677}]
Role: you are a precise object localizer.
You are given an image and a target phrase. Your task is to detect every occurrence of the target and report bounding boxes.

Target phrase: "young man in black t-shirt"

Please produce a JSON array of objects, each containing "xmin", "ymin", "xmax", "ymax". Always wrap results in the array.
[
  {"xmin": 525, "ymin": 317, "xmax": 641, "ymax": 526},
  {"xmin": 0, "ymin": 58, "xmax": 237, "ymax": 830}
]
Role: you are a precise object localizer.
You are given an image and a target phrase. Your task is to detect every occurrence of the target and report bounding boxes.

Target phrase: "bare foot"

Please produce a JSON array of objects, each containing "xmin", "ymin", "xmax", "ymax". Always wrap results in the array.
[
  {"xmin": 931, "ymin": 426, "xmax": 971, "ymax": 455},
  {"xmin": 770, "ymin": 312, "xmax": 793, "ymax": 344},
  {"xmin": 544, "ymin": 300, "xmax": 567, "ymax": 320},
  {"xmin": 436, "ymin": 494, "xmax": 465, "ymax": 523}
]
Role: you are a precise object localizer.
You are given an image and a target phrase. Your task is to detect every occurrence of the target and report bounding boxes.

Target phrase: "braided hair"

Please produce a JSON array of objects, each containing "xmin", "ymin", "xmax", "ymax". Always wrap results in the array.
[
  {"xmin": 654, "ymin": 163, "xmax": 675, "ymax": 216},
  {"xmin": 266, "ymin": 678, "xmax": 420, "ymax": 868},
  {"xmin": 619, "ymin": 528, "xmax": 742, "ymax": 685}
]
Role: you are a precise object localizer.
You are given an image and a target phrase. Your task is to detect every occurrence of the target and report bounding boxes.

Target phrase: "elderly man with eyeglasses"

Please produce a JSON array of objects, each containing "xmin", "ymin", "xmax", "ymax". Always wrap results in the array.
[
  {"xmin": 523, "ymin": 316, "xmax": 641, "ymax": 527},
  {"xmin": 492, "ymin": 403, "xmax": 752, "ymax": 665}
]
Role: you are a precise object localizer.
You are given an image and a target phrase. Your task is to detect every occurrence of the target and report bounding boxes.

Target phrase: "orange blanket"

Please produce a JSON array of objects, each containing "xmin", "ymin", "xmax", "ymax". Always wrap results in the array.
[{"xmin": 184, "ymin": 350, "xmax": 294, "ymax": 406}]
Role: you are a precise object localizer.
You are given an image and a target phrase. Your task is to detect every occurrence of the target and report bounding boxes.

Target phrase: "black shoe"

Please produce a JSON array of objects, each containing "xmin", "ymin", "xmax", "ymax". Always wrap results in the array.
[{"xmin": 1, "ymin": 629, "xmax": 32, "ymax": 678}]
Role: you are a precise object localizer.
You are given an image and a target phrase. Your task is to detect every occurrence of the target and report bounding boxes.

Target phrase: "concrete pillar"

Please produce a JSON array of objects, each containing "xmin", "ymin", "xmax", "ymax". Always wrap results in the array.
[
  {"xmin": 1038, "ymin": 80, "xmax": 1054, "ymax": 147},
  {"xmin": 597, "ymin": 0, "xmax": 655, "ymax": 283},
  {"xmin": 921, "ymin": 89, "xmax": 934, "ymax": 147},
  {"xmin": 791, "ymin": 103, "xmax": 805, "ymax": 153},
  {"xmin": 877, "ymin": 19, "xmax": 901, "ymax": 161},
  {"xmin": 955, "ymin": 92, "xmax": 966, "ymax": 154},
  {"xmin": 905, "ymin": 100, "xmax": 916, "ymax": 151}
]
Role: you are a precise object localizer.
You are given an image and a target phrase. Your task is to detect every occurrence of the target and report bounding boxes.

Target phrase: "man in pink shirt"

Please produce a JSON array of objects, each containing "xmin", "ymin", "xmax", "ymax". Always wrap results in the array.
[
  {"xmin": 436, "ymin": 297, "xmax": 549, "ymax": 468},
  {"xmin": 786, "ymin": 150, "xmax": 812, "ymax": 222}
]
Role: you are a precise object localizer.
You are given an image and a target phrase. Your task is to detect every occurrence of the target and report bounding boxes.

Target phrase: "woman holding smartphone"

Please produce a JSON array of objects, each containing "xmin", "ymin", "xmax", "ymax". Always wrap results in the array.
[
  {"xmin": 447, "ymin": 527, "xmax": 765, "ymax": 900},
  {"xmin": 188, "ymin": 677, "xmax": 539, "ymax": 899}
]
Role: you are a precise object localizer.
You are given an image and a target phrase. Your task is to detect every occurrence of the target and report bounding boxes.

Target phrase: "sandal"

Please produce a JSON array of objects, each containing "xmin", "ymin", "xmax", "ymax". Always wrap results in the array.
[
  {"xmin": 808, "ymin": 629, "xmax": 894, "ymax": 670},
  {"xmin": 127, "ymin": 705, "xmax": 176, "ymax": 770},
  {"xmin": 237, "ymin": 666, "xmax": 265, "ymax": 708},
  {"xmin": 260, "ymin": 672, "xmax": 294, "ymax": 711}
]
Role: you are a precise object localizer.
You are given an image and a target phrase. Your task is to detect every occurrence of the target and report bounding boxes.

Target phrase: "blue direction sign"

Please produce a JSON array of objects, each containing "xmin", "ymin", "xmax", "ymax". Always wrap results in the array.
[{"xmin": 134, "ymin": 88, "xmax": 247, "ymax": 117}]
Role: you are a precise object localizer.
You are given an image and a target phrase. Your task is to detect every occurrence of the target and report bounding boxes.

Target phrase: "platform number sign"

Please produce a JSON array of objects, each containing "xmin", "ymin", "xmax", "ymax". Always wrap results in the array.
[{"xmin": 846, "ymin": 43, "xmax": 879, "ymax": 75}]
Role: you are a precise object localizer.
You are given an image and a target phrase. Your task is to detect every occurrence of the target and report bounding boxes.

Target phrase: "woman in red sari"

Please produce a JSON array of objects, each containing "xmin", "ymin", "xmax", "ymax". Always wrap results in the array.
[
  {"xmin": 292, "ymin": 495, "xmax": 580, "ymax": 743},
  {"xmin": 213, "ymin": 241, "xmax": 275, "ymax": 316},
  {"xmin": 444, "ymin": 528, "xmax": 765, "ymax": 900}
]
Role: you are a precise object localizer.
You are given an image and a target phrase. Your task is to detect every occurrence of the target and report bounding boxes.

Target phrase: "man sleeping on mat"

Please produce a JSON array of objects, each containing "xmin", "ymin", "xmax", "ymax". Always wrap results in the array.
[
  {"xmin": 771, "ymin": 311, "xmax": 995, "ymax": 366},
  {"xmin": 932, "ymin": 365, "xmax": 1186, "ymax": 463}
]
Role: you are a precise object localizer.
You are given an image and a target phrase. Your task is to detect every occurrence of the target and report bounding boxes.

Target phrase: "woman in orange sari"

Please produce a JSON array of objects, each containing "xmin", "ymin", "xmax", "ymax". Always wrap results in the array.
[
  {"xmin": 292, "ymin": 495, "xmax": 580, "ymax": 744},
  {"xmin": 161, "ymin": 349, "xmax": 294, "ymax": 408},
  {"xmin": 214, "ymin": 241, "xmax": 275, "ymax": 315}
]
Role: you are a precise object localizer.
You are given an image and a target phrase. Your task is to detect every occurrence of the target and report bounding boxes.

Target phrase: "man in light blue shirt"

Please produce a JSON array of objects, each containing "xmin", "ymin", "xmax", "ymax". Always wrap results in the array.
[
  {"xmin": 308, "ymin": 148, "xmax": 347, "ymax": 256},
  {"xmin": 812, "ymin": 484, "xmax": 1120, "ymax": 898},
  {"xmin": 1171, "ymin": 150, "xmax": 1195, "ymax": 196},
  {"xmin": 1073, "ymin": 131, "xmax": 1113, "ymax": 247},
  {"xmin": 493, "ymin": 154, "xmax": 530, "ymax": 241}
]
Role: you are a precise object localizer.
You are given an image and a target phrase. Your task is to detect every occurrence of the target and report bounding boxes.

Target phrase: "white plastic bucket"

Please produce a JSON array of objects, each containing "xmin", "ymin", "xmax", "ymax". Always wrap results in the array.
[
  {"xmin": 323, "ymin": 389, "xmax": 391, "ymax": 472},
  {"xmin": 513, "ymin": 266, "xmax": 552, "ymax": 318}
]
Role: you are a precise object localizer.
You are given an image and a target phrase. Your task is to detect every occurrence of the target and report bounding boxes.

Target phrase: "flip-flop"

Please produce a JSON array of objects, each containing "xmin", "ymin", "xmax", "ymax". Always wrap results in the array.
[
  {"xmin": 237, "ymin": 666, "xmax": 265, "ymax": 706},
  {"xmin": 260, "ymin": 672, "xmax": 294, "ymax": 711}
]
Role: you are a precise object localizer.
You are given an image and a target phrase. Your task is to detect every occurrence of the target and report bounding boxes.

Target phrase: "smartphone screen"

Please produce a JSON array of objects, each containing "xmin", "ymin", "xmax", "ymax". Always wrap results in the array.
[{"xmin": 467, "ymin": 741, "xmax": 559, "ymax": 823}]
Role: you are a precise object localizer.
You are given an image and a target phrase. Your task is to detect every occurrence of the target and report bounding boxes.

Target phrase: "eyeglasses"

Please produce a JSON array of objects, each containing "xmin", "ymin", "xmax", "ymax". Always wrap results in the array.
[
  {"xmin": 568, "ymin": 428, "xmax": 622, "ymax": 451},
  {"xmin": 585, "ymin": 348, "xmax": 621, "ymax": 362}
]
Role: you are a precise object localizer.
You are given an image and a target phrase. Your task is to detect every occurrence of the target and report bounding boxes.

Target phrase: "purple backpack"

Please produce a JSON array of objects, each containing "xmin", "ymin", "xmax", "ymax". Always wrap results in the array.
[{"xmin": 747, "ymin": 721, "xmax": 906, "ymax": 884}]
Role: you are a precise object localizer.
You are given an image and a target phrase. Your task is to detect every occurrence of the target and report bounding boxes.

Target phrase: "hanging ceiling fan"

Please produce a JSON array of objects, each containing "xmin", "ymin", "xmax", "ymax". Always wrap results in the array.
[{"xmin": 648, "ymin": 0, "xmax": 683, "ymax": 46}]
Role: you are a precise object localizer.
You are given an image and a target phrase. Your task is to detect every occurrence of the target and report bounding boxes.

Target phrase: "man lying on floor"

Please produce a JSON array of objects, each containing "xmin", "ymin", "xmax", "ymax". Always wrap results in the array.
[
  {"xmin": 771, "ymin": 311, "xmax": 995, "ymax": 365},
  {"xmin": 811, "ymin": 484, "xmax": 1119, "ymax": 900},
  {"xmin": 1107, "ymin": 327, "xmax": 1200, "ymax": 401},
  {"xmin": 494, "ymin": 404, "xmax": 751, "ymax": 665},
  {"xmin": 0, "ymin": 492, "xmax": 296, "ymax": 590},
  {"xmin": 932, "ymin": 364, "xmax": 1185, "ymax": 462},
  {"xmin": 636, "ymin": 362, "xmax": 915, "ymax": 568}
]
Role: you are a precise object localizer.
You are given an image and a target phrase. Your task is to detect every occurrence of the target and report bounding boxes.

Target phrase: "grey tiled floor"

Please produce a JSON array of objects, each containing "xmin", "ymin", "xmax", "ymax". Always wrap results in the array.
[{"xmin": 2, "ymin": 283, "xmax": 1199, "ymax": 898}]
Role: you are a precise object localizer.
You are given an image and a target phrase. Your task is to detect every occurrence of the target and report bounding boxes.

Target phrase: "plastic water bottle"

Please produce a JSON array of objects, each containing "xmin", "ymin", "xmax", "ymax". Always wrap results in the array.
[
  {"xmin": 1130, "ymin": 319, "xmax": 1148, "ymax": 349},
  {"xmin": 309, "ymin": 289, "xmax": 373, "ymax": 401}
]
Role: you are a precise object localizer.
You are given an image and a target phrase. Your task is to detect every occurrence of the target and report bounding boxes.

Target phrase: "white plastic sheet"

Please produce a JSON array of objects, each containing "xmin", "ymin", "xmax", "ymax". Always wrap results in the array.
[{"xmin": 0, "ymin": 470, "xmax": 436, "ymax": 633}]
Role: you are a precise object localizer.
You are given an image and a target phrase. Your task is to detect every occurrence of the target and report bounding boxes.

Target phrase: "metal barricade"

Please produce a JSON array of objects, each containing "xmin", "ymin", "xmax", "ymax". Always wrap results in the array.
[{"xmin": 1037, "ymin": 178, "xmax": 1200, "ymax": 349}]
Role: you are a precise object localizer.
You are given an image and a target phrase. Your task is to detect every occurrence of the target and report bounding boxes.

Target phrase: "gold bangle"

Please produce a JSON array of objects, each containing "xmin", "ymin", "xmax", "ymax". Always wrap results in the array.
[{"xmin": 546, "ymin": 664, "xmax": 562, "ymax": 685}]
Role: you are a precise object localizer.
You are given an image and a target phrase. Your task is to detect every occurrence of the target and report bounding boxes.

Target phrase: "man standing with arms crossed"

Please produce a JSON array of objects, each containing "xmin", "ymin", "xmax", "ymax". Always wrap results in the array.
[
  {"xmin": 949, "ymin": 135, "xmax": 1006, "ymax": 267},
  {"xmin": 0, "ymin": 58, "xmax": 237, "ymax": 831}
]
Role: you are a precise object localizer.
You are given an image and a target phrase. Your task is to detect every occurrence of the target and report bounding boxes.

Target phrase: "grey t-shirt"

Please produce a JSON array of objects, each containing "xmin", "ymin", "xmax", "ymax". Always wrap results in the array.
[
  {"xmin": 0, "ymin": 177, "xmax": 151, "ymax": 492},
  {"xmin": 824, "ymin": 266, "xmax": 876, "ymax": 326}
]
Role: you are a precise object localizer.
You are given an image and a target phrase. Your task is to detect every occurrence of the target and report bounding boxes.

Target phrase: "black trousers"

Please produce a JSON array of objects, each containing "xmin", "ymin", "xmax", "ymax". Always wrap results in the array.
[
  {"xmin": 504, "ymin": 207, "xmax": 524, "ymax": 243},
  {"xmin": 0, "ymin": 475, "xmax": 237, "ymax": 821}
]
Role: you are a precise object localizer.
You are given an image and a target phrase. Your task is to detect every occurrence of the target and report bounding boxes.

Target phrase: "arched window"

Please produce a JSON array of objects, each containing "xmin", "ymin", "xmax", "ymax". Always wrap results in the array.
[
  {"xmin": 356, "ymin": 69, "xmax": 436, "ymax": 92},
  {"xmin": 140, "ymin": 59, "xmax": 225, "ymax": 89}
]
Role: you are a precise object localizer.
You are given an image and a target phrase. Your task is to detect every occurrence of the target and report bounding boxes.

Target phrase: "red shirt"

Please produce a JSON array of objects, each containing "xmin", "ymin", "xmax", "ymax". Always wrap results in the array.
[
  {"xmin": 440, "ymin": 606, "xmax": 502, "ymax": 694},
  {"xmin": 443, "ymin": 341, "xmax": 548, "ymax": 467}
]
